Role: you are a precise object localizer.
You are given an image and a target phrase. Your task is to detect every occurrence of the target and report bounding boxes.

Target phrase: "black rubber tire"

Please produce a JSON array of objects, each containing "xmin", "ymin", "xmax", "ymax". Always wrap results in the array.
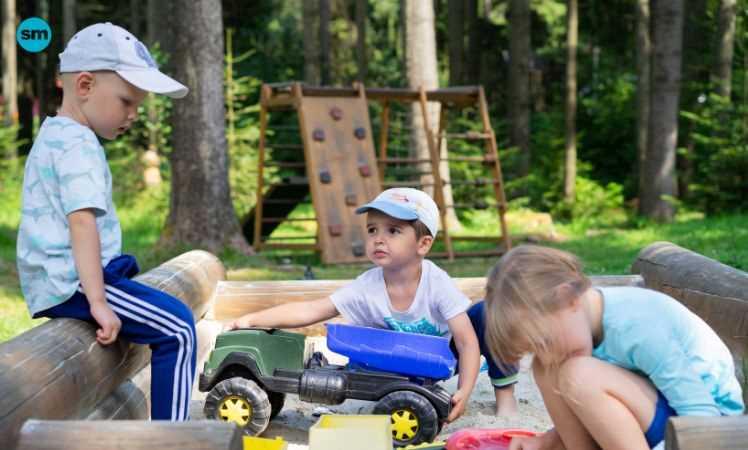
[
  {"xmin": 204, "ymin": 377, "xmax": 271, "ymax": 435},
  {"xmin": 268, "ymin": 391, "xmax": 286, "ymax": 420},
  {"xmin": 373, "ymin": 390, "xmax": 439, "ymax": 447}
]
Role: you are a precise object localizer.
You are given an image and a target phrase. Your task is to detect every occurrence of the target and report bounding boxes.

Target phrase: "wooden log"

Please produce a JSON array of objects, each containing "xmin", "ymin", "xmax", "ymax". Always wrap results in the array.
[
  {"xmin": 0, "ymin": 251, "xmax": 225, "ymax": 450},
  {"xmin": 16, "ymin": 420, "xmax": 243, "ymax": 450},
  {"xmin": 85, "ymin": 319, "xmax": 224, "ymax": 420},
  {"xmin": 212, "ymin": 275, "xmax": 644, "ymax": 334},
  {"xmin": 665, "ymin": 415, "xmax": 748, "ymax": 450}
]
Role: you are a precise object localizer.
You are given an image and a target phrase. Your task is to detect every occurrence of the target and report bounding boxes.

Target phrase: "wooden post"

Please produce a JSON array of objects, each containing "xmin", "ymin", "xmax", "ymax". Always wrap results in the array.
[
  {"xmin": 418, "ymin": 86, "xmax": 453, "ymax": 260},
  {"xmin": 16, "ymin": 420, "xmax": 244, "ymax": 450},
  {"xmin": 666, "ymin": 416, "xmax": 748, "ymax": 450},
  {"xmin": 253, "ymin": 84, "xmax": 271, "ymax": 249},
  {"xmin": 377, "ymin": 101, "xmax": 390, "ymax": 187},
  {"xmin": 0, "ymin": 251, "xmax": 226, "ymax": 449},
  {"xmin": 478, "ymin": 86, "xmax": 511, "ymax": 251},
  {"xmin": 631, "ymin": 241, "xmax": 748, "ymax": 406},
  {"xmin": 212, "ymin": 275, "xmax": 644, "ymax": 334}
]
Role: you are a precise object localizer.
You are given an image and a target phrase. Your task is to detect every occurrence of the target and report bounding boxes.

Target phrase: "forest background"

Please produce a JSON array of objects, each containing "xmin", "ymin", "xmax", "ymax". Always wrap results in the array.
[{"xmin": 1, "ymin": 0, "xmax": 747, "ymax": 340}]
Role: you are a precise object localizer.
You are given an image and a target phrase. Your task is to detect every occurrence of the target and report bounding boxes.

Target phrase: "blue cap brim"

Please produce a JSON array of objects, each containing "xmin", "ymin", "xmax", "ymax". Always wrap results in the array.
[{"xmin": 355, "ymin": 201, "xmax": 419, "ymax": 221}]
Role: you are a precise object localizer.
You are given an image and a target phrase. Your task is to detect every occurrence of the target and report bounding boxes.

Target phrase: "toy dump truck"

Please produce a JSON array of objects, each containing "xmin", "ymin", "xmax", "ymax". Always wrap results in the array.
[{"xmin": 199, "ymin": 324, "xmax": 455, "ymax": 447}]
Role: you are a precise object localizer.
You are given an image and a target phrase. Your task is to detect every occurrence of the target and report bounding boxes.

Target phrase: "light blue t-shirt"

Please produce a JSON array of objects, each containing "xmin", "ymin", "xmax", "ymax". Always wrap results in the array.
[
  {"xmin": 593, "ymin": 286, "xmax": 744, "ymax": 416},
  {"xmin": 17, "ymin": 116, "xmax": 122, "ymax": 317}
]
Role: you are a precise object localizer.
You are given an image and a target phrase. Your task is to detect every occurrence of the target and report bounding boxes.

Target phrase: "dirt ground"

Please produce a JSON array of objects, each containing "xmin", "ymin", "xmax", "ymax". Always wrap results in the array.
[{"xmin": 191, "ymin": 337, "xmax": 551, "ymax": 448}]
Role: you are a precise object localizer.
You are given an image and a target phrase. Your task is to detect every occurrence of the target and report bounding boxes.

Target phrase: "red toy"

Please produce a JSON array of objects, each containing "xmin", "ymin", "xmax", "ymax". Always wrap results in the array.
[{"xmin": 446, "ymin": 428, "xmax": 539, "ymax": 450}]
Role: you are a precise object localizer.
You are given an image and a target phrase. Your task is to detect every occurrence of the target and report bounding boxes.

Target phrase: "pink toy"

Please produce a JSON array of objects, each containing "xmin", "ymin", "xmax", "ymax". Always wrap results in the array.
[{"xmin": 446, "ymin": 428, "xmax": 538, "ymax": 450}]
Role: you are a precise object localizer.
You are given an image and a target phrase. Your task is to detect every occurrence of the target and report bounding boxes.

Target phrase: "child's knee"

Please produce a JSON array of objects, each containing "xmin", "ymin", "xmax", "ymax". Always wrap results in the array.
[{"xmin": 557, "ymin": 356, "xmax": 601, "ymax": 398}]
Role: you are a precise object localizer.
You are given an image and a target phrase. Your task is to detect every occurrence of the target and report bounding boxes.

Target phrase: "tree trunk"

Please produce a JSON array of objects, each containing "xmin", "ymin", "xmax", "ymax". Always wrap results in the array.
[
  {"xmin": 302, "ymin": 1, "xmax": 320, "ymax": 85},
  {"xmin": 146, "ymin": 0, "xmax": 156, "ymax": 45},
  {"xmin": 447, "ymin": 0, "xmax": 464, "ymax": 86},
  {"xmin": 165, "ymin": 0, "xmax": 251, "ymax": 254},
  {"xmin": 466, "ymin": 0, "xmax": 481, "ymax": 83},
  {"xmin": 508, "ymin": 0, "xmax": 531, "ymax": 178},
  {"xmin": 129, "ymin": 0, "xmax": 140, "ymax": 37},
  {"xmin": 319, "ymin": 0, "xmax": 331, "ymax": 85},
  {"xmin": 714, "ymin": 0, "xmax": 736, "ymax": 99},
  {"xmin": 62, "ymin": 0, "xmax": 75, "ymax": 43},
  {"xmin": 636, "ymin": 0, "xmax": 651, "ymax": 208},
  {"xmin": 1, "ymin": 0, "xmax": 17, "ymax": 125},
  {"xmin": 640, "ymin": 0, "xmax": 683, "ymax": 221},
  {"xmin": 563, "ymin": 0, "xmax": 578, "ymax": 202},
  {"xmin": 355, "ymin": 0, "xmax": 367, "ymax": 83},
  {"xmin": 404, "ymin": 0, "xmax": 461, "ymax": 230}
]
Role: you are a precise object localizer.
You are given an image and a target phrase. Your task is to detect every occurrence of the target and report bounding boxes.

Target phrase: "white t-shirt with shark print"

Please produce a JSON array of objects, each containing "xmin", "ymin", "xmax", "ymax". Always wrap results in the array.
[
  {"xmin": 17, "ymin": 116, "xmax": 122, "ymax": 317},
  {"xmin": 330, "ymin": 259, "xmax": 471, "ymax": 339}
]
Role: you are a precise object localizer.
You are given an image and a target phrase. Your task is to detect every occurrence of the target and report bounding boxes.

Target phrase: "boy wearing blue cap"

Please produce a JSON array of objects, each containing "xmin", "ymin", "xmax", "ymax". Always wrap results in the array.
[
  {"xmin": 229, "ymin": 188, "xmax": 518, "ymax": 420},
  {"xmin": 17, "ymin": 23, "xmax": 194, "ymax": 420}
]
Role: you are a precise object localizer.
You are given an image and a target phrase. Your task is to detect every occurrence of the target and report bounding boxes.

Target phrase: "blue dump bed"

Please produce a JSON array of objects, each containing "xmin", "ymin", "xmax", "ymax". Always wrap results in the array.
[{"xmin": 325, "ymin": 323, "xmax": 456, "ymax": 380}]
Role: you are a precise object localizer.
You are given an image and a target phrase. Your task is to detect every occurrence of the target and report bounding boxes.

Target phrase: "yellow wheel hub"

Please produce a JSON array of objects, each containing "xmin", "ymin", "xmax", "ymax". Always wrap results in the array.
[
  {"xmin": 391, "ymin": 409, "xmax": 419, "ymax": 441},
  {"xmin": 218, "ymin": 395, "xmax": 252, "ymax": 426}
]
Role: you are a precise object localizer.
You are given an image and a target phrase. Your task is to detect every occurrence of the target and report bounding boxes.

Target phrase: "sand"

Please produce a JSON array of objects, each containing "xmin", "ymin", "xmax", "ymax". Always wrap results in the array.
[{"xmin": 190, "ymin": 336, "xmax": 551, "ymax": 448}]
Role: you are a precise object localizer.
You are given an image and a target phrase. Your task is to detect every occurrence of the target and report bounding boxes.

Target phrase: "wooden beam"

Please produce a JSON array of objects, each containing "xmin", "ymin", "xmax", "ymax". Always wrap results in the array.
[
  {"xmin": 631, "ymin": 241, "xmax": 748, "ymax": 409},
  {"xmin": 16, "ymin": 420, "xmax": 243, "ymax": 450},
  {"xmin": 212, "ymin": 275, "xmax": 644, "ymax": 333},
  {"xmin": 631, "ymin": 241, "xmax": 748, "ymax": 360},
  {"xmin": 0, "ymin": 251, "xmax": 226, "ymax": 449},
  {"xmin": 666, "ymin": 415, "xmax": 748, "ymax": 450}
]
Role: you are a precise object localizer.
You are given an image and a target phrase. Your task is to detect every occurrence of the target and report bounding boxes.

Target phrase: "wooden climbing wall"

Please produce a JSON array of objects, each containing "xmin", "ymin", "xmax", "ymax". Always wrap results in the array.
[{"xmin": 297, "ymin": 93, "xmax": 381, "ymax": 263}]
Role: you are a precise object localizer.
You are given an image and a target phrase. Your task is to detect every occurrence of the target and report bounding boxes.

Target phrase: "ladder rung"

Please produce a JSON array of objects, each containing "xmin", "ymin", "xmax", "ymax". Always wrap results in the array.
[
  {"xmin": 267, "ymin": 143, "xmax": 304, "ymax": 149},
  {"xmin": 382, "ymin": 181, "xmax": 434, "ymax": 188},
  {"xmin": 444, "ymin": 156, "xmax": 496, "ymax": 163},
  {"xmin": 263, "ymin": 161, "xmax": 306, "ymax": 168},
  {"xmin": 262, "ymin": 199, "xmax": 307, "ymax": 205},
  {"xmin": 440, "ymin": 132, "xmax": 490, "ymax": 140},
  {"xmin": 262, "ymin": 217, "xmax": 316, "ymax": 223},
  {"xmin": 380, "ymin": 157, "xmax": 431, "ymax": 164},
  {"xmin": 446, "ymin": 179, "xmax": 499, "ymax": 186},
  {"xmin": 263, "ymin": 235, "xmax": 317, "ymax": 241}
]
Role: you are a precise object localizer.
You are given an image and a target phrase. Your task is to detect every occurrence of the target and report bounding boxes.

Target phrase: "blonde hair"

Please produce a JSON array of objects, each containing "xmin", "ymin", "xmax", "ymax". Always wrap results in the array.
[{"xmin": 485, "ymin": 245, "xmax": 591, "ymax": 368}]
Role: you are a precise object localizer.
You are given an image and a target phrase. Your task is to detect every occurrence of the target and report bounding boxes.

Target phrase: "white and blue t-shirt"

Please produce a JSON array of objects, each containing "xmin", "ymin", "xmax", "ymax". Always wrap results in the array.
[
  {"xmin": 17, "ymin": 116, "xmax": 122, "ymax": 317},
  {"xmin": 330, "ymin": 259, "xmax": 471, "ymax": 339},
  {"xmin": 593, "ymin": 286, "xmax": 744, "ymax": 416}
]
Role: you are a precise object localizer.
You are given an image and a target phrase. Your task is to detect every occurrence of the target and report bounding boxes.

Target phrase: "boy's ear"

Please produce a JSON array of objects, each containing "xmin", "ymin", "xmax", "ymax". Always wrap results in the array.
[
  {"xmin": 416, "ymin": 234, "xmax": 434, "ymax": 256},
  {"xmin": 74, "ymin": 72, "xmax": 95, "ymax": 98},
  {"xmin": 555, "ymin": 282, "xmax": 581, "ymax": 309}
]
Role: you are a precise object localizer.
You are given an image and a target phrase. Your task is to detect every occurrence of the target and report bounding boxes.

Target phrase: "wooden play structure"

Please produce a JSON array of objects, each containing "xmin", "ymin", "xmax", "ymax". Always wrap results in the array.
[
  {"xmin": 246, "ymin": 83, "xmax": 511, "ymax": 263},
  {"xmin": 3, "ymin": 241, "xmax": 747, "ymax": 449}
]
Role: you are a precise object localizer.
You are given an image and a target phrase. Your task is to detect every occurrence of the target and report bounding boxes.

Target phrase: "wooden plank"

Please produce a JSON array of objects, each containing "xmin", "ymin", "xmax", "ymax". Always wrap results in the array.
[
  {"xmin": 264, "ymin": 83, "xmax": 482, "ymax": 107},
  {"xmin": 212, "ymin": 275, "xmax": 644, "ymax": 333},
  {"xmin": 665, "ymin": 416, "xmax": 748, "ymax": 450},
  {"xmin": 0, "ymin": 251, "xmax": 226, "ymax": 449},
  {"xmin": 16, "ymin": 420, "xmax": 243, "ymax": 450}
]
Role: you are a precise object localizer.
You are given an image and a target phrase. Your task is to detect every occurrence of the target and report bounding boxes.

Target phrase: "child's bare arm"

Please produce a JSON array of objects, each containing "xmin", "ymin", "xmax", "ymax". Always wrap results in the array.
[
  {"xmin": 447, "ymin": 311, "xmax": 481, "ymax": 422},
  {"xmin": 227, "ymin": 297, "xmax": 339, "ymax": 330},
  {"xmin": 69, "ymin": 208, "xmax": 121, "ymax": 345}
]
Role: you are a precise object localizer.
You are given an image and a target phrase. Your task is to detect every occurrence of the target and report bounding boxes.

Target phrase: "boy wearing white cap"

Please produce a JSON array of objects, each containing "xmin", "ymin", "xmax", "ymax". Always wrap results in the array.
[
  {"xmin": 17, "ymin": 23, "xmax": 194, "ymax": 421},
  {"xmin": 228, "ymin": 188, "xmax": 489, "ymax": 421}
]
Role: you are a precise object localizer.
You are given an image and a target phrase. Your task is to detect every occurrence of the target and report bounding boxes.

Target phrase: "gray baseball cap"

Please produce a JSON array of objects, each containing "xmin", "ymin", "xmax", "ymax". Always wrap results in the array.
[{"xmin": 59, "ymin": 22, "xmax": 188, "ymax": 98}]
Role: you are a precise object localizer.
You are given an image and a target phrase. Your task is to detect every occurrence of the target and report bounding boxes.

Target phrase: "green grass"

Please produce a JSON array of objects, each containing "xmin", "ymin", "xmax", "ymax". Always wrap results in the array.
[{"xmin": 2, "ymin": 166, "xmax": 748, "ymax": 342}]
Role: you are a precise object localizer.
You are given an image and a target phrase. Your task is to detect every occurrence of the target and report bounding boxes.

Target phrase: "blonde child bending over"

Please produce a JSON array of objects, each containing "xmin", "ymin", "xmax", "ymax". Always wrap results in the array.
[{"xmin": 484, "ymin": 245, "xmax": 744, "ymax": 450}]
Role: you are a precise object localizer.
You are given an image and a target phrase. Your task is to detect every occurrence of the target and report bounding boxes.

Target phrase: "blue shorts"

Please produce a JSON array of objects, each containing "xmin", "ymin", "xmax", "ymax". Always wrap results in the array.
[
  {"xmin": 645, "ymin": 391, "xmax": 676, "ymax": 448},
  {"xmin": 450, "ymin": 301, "xmax": 519, "ymax": 388}
]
